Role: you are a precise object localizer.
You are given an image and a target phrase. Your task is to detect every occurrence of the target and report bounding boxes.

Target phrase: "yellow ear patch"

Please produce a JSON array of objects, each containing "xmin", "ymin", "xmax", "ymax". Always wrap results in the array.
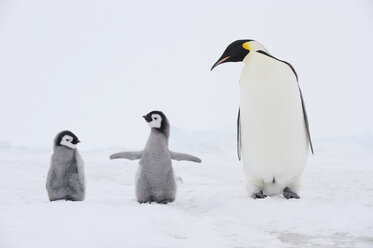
[{"xmin": 242, "ymin": 42, "xmax": 250, "ymax": 51}]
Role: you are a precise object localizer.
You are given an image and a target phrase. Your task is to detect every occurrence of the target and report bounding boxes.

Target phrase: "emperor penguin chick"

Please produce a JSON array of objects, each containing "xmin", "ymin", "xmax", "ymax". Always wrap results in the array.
[
  {"xmin": 110, "ymin": 111, "xmax": 202, "ymax": 204},
  {"xmin": 211, "ymin": 40, "xmax": 313, "ymax": 199},
  {"xmin": 46, "ymin": 130, "xmax": 85, "ymax": 201}
]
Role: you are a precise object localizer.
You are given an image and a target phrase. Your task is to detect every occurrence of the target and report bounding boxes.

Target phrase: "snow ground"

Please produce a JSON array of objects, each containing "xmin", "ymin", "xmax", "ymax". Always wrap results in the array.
[{"xmin": 0, "ymin": 136, "xmax": 373, "ymax": 248}]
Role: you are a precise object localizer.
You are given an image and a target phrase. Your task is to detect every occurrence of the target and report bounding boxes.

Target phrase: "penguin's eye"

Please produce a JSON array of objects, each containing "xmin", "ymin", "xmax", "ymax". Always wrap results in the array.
[{"xmin": 154, "ymin": 117, "xmax": 158, "ymax": 120}]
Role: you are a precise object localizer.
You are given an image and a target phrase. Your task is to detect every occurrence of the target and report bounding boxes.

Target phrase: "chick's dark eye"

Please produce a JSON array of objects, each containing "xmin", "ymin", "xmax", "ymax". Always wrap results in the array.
[{"xmin": 154, "ymin": 117, "xmax": 157, "ymax": 120}]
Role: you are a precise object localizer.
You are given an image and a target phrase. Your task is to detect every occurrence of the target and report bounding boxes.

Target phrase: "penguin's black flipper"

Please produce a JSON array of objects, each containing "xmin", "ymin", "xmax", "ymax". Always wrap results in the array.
[
  {"xmin": 237, "ymin": 108, "xmax": 241, "ymax": 161},
  {"xmin": 109, "ymin": 151, "xmax": 142, "ymax": 160},
  {"xmin": 170, "ymin": 151, "xmax": 201, "ymax": 163},
  {"xmin": 298, "ymin": 88, "xmax": 314, "ymax": 155}
]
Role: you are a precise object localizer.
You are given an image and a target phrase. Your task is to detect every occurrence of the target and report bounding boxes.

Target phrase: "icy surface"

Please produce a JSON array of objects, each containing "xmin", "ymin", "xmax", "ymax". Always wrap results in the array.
[{"xmin": 0, "ymin": 137, "xmax": 373, "ymax": 248}]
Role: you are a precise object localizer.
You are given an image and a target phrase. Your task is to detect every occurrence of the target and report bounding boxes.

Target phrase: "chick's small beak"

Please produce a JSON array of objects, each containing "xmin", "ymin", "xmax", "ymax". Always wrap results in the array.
[
  {"xmin": 142, "ymin": 115, "xmax": 152, "ymax": 122},
  {"xmin": 210, "ymin": 56, "xmax": 231, "ymax": 71}
]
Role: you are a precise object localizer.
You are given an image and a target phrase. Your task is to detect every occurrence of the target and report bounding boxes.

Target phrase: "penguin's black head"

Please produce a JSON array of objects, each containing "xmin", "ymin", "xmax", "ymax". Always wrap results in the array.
[
  {"xmin": 211, "ymin": 39, "xmax": 255, "ymax": 71},
  {"xmin": 54, "ymin": 130, "xmax": 80, "ymax": 149},
  {"xmin": 142, "ymin": 111, "xmax": 170, "ymax": 137}
]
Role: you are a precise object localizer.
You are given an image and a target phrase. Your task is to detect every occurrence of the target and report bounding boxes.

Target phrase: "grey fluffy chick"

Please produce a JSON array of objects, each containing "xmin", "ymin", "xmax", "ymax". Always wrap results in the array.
[
  {"xmin": 110, "ymin": 111, "xmax": 201, "ymax": 204},
  {"xmin": 46, "ymin": 130, "xmax": 85, "ymax": 201}
]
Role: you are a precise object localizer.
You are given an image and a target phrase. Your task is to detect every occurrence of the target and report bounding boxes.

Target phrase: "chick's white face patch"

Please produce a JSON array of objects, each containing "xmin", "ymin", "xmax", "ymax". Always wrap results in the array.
[
  {"xmin": 60, "ymin": 135, "xmax": 76, "ymax": 149},
  {"xmin": 148, "ymin": 114, "xmax": 162, "ymax": 128}
]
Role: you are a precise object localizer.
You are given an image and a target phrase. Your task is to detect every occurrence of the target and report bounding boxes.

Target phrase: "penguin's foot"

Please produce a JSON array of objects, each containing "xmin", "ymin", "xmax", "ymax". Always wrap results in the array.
[
  {"xmin": 138, "ymin": 200, "xmax": 153, "ymax": 204},
  {"xmin": 138, "ymin": 197, "xmax": 155, "ymax": 204},
  {"xmin": 65, "ymin": 196, "xmax": 83, "ymax": 201},
  {"xmin": 251, "ymin": 191, "xmax": 267, "ymax": 199},
  {"xmin": 156, "ymin": 198, "xmax": 174, "ymax": 204},
  {"xmin": 283, "ymin": 187, "xmax": 300, "ymax": 199}
]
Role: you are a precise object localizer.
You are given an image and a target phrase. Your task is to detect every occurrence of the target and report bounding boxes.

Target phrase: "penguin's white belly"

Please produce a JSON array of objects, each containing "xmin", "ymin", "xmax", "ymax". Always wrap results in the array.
[{"xmin": 240, "ymin": 54, "xmax": 308, "ymax": 189}]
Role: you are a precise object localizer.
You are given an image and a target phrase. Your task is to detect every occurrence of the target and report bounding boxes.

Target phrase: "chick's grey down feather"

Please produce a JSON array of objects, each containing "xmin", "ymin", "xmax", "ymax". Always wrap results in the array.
[
  {"xmin": 46, "ymin": 146, "xmax": 85, "ymax": 201},
  {"xmin": 109, "ymin": 112, "xmax": 201, "ymax": 204},
  {"xmin": 110, "ymin": 130, "xmax": 201, "ymax": 203}
]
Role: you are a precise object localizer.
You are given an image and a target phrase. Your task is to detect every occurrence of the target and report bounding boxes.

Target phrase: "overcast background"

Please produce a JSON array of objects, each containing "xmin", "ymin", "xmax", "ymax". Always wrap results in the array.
[{"xmin": 0, "ymin": 0, "xmax": 372, "ymax": 149}]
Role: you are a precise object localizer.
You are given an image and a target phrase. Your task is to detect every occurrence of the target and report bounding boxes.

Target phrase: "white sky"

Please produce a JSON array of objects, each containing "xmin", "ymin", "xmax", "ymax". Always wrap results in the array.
[{"xmin": 0, "ymin": 0, "xmax": 372, "ymax": 149}]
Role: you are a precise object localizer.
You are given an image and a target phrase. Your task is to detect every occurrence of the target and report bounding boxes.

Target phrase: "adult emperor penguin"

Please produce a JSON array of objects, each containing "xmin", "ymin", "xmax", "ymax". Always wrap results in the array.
[
  {"xmin": 46, "ymin": 130, "xmax": 85, "ymax": 201},
  {"xmin": 211, "ymin": 40, "xmax": 313, "ymax": 199},
  {"xmin": 110, "ymin": 111, "xmax": 201, "ymax": 204}
]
